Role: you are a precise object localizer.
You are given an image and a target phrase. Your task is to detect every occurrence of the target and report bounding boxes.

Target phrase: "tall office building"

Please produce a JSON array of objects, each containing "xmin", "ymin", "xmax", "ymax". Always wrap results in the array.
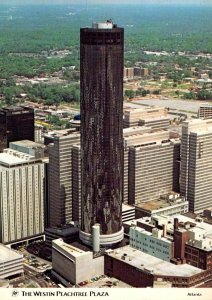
[
  {"xmin": 0, "ymin": 148, "xmax": 44, "ymax": 244},
  {"xmin": 181, "ymin": 119, "xmax": 212, "ymax": 213},
  {"xmin": 0, "ymin": 107, "xmax": 34, "ymax": 152},
  {"xmin": 48, "ymin": 130, "xmax": 80, "ymax": 227},
  {"xmin": 128, "ymin": 137, "xmax": 180, "ymax": 204},
  {"xmin": 72, "ymin": 145, "xmax": 81, "ymax": 225},
  {"xmin": 123, "ymin": 128, "xmax": 173, "ymax": 204},
  {"xmin": 80, "ymin": 21, "xmax": 124, "ymax": 247}
]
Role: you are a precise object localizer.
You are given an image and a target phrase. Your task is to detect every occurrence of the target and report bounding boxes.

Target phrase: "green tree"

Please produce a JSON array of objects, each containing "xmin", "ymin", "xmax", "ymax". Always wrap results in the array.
[
  {"xmin": 183, "ymin": 91, "xmax": 196, "ymax": 100},
  {"xmin": 125, "ymin": 89, "xmax": 135, "ymax": 99},
  {"xmin": 4, "ymin": 89, "xmax": 14, "ymax": 105},
  {"xmin": 197, "ymin": 89, "xmax": 212, "ymax": 100}
]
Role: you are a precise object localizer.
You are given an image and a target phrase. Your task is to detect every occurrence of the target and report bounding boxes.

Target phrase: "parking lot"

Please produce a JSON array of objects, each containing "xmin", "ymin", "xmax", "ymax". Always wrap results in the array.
[
  {"xmin": 78, "ymin": 275, "xmax": 131, "ymax": 288},
  {"xmin": 16, "ymin": 244, "xmax": 52, "ymax": 273},
  {"xmin": 132, "ymin": 98, "xmax": 203, "ymax": 114},
  {"xmin": 9, "ymin": 244, "xmax": 57, "ymax": 288}
]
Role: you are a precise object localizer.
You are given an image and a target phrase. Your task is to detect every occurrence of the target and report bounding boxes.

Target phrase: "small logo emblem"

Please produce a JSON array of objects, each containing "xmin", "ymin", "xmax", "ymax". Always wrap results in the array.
[{"xmin": 12, "ymin": 290, "xmax": 19, "ymax": 297}]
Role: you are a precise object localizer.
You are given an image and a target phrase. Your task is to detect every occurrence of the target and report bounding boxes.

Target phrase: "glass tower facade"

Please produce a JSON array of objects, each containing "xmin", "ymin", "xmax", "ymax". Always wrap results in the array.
[
  {"xmin": 0, "ymin": 107, "xmax": 34, "ymax": 152},
  {"xmin": 80, "ymin": 22, "xmax": 124, "ymax": 243}
]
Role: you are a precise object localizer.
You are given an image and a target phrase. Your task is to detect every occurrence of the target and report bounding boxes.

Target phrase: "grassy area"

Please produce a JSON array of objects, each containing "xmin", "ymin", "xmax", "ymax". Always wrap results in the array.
[
  {"xmin": 69, "ymin": 102, "xmax": 80, "ymax": 109},
  {"xmin": 177, "ymin": 83, "xmax": 192, "ymax": 89},
  {"xmin": 59, "ymin": 101, "xmax": 80, "ymax": 110},
  {"xmin": 166, "ymin": 91, "xmax": 180, "ymax": 98}
]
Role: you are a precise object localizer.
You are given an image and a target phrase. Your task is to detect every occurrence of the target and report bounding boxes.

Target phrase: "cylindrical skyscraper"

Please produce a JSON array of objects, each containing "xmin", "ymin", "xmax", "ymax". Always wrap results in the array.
[{"xmin": 80, "ymin": 21, "xmax": 124, "ymax": 247}]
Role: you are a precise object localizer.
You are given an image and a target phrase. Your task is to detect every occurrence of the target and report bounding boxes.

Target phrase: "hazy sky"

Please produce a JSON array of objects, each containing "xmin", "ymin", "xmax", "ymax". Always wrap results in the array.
[{"xmin": 1, "ymin": 0, "xmax": 212, "ymax": 5}]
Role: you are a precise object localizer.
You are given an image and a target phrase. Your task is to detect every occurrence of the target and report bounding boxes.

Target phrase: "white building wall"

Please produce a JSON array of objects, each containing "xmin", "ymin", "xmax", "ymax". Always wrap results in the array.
[
  {"xmin": 52, "ymin": 240, "xmax": 104, "ymax": 284},
  {"xmin": 151, "ymin": 202, "xmax": 189, "ymax": 217},
  {"xmin": 35, "ymin": 127, "xmax": 42, "ymax": 143},
  {"xmin": 76, "ymin": 255, "xmax": 104, "ymax": 284},
  {"xmin": 181, "ymin": 119, "xmax": 212, "ymax": 212},
  {"xmin": 0, "ymin": 162, "xmax": 45, "ymax": 244},
  {"xmin": 129, "ymin": 140, "xmax": 180, "ymax": 204},
  {"xmin": 0, "ymin": 259, "xmax": 24, "ymax": 279},
  {"xmin": 129, "ymin": 227, "xmax": 172, "ymax": 262}
]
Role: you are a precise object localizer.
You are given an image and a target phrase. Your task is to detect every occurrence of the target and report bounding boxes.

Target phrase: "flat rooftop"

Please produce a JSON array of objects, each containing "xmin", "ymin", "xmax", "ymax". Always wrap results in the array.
[
  {"xmin": 122, "ymin": 204, "xmax": 135, "ymax": 212},
  {"xmin": 0, "ymin": 244, "xmax": 23, "ymax": 263},
  {"xmin": 132, "ymin": 138, "xmax": 180, "ymax": 150},
  {"xmin": 0, "ymin": 106, "xmax": 33, "ymax": 113},
  {"xmin": 10, "ymin": 140, "xmax": 45, "ymax": 149},
  {"xmin": 52, "ymin": 239, "xmax": 87, "ymax": 256},
  {"xmin": 123, "ymin": 126, "xmax": 151, "ymax": 136},
  {"xmin": 131, "ymin": 226, "xmax": 172, "ymax": 244},
  {"xmin": 0, "ymin": 151, "xmax": 34, "ymax": 167},
  {"xmin": 135, "ymin": 197, "xmax": 187, "ymax": 212},
  {"xmin": 45, "ymin": 226, "xmax": 79, "ymax": 237},
  {"xmin": 194, "ymin": 127, "xmax": 212, "ymax": 135},
  {"xmin": 82, "ymin": 276, "xmax": 131, "ymax": 288},
  {"xmin": 134, "ymin": 99, "xmax": 200, "ymax": 114},
  {"xmin": 44, "ymin": 129, "xmax": 79, "ymax": 139},
  {"xmin": 172, "ymin": 214, "xmax": 212, "ymax": 238},
  {"xmin": 183, "ymin": 118, "xmax": 212, "ymax": 132},
  {"xmin": 106, "ymin": 245, "xmax": 203, "ymax": 277},
  {"xmin": 139, "ymin": 116, "xmax": 170, "ymax": 121},
  {"xmin": 124, "ymin": 106, "xmax": 165, "ymax": 113},
  {"xmin": 124, "ymin": 131, "xmax": 170, "ymax": 145},
  {"xmin": 199, "ymin": 103, "xmax": 212, "ymax": 108}
]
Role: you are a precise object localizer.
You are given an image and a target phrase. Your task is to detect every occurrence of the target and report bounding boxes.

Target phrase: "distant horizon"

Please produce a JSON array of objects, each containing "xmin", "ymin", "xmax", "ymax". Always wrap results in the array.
[{"xmin": 0, "ymin": 0, "xmax": 212, "ymax": 6}]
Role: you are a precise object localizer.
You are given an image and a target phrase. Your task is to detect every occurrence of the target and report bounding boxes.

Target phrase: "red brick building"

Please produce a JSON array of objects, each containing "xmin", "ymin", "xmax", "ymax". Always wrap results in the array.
[{"xmin": 104, "ymin": 246, "xmax": 211, "ymax": 288}]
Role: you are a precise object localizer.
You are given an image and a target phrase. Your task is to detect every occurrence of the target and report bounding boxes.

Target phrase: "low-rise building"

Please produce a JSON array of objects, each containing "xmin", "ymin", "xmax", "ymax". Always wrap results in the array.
[
  {"xmin": 52, "ymin": 239, "xmax": 104, "ymax": 286},
  {"xmin": 123, "ymin": 106, "xmax": 168, "ymax": 128},
  {"xmin": 135, "ymin": 193, "xmax": 188, "ymax": 218},
  {"xmin": 130, "ymin": 226, "xmax": 173, "ymax": 262},
  {"xmin": 124, "ymin": 67, "xmax": 134, "ymax": 80},
  {"xmin": 133, "ymin": 67, "xmax": 142, "ymax": 77},
  {"xmin": 141, "ymin": 68, "xmax": 149, "ymax": 77},
  {"xmin": 104, "ymin": 245, "xmax": 209, "ymax": 287},
  {"xmin": 44, "ymin": 226, "xmax": 79, "ymax": 249},
  {"xmin": 138, "ymin": 116, "xmax": 170, "ymax": 131},
  {"xmin": 203, "ymin": 209, "xmax": 212, "ymax": 221},
  {"xmin": 9, "ymin": 140, "xmax": 45, "ymax": 159},
  {"xmin": 0, "ymin": 244, "xmax": 23, "ymax": 279},
  {"xmin": 125, "ymin": 214, "xmax": 212, "ymax": 270}
]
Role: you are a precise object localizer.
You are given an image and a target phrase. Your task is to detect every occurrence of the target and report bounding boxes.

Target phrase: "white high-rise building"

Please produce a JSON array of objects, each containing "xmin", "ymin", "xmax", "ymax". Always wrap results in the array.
[
  {"xmin": 48, "ymin": 130, "xmax": 80, "ymax": 227},
  {"xmin": 181, "ymin": 119, "xmax": 212, "ymax": 212},
  {"xmin": 0, "ymin": 149, "xmax": 45, "ymax": 244}
]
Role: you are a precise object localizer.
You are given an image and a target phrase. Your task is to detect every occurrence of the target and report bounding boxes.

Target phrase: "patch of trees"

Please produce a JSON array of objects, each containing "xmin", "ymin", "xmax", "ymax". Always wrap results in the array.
[
  {"xmin": 125, "ymin": 88, "xmax": 151, "ymax": 99},
  {"xmin": 25, "ymin": 84, "xmax": 80, "ymax": 105},
  {"xmin": 125, "ymin": 89, "xmax": 135, "ymax": 99},
  {"xmin": 184, "ymin": 89, "xmax": 212, "ymax": 100},
  {"xmin": 0, "ymin": 54, "xmax": 79, "ymax": 79},
  {"xmin": 47, "ymin": 115, "xmax": 70, "ymax": 129},
  {"xmin": 0, "ymin": 81, "xmax": 80, "ymax": 106}
]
